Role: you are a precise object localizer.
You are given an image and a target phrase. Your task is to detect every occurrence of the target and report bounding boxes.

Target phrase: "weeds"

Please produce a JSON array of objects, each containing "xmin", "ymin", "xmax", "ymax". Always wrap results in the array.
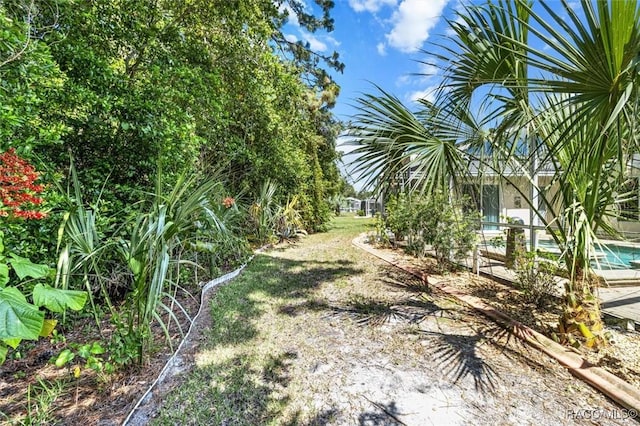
[
  {"xmin": 514, "ymin": 250, "xmax": 559, "ymax": 308},
  {"xmin": 23, "ymin": 378, "xmax": 66, "ymax": 426}
]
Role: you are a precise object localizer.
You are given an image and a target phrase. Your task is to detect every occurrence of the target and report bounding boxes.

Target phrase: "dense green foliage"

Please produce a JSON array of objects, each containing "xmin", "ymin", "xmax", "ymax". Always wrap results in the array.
[
  {"xmin": 0, "ymin": 0, "xmax": 344, "ymax": 370},
  {"xmin": 378, "ymin": 192, "xmax": 478, "ymax": 266},
  {"xmin": 1, "ymin": 0, "xmax": 342, "ymax": 224}
]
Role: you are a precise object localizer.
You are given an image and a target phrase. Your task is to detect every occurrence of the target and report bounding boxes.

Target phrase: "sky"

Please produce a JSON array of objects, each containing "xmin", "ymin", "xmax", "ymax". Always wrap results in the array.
[
  {"xmin": 283, "ymin": 0, "xmax": 460, "ymax": 116},
  {"xmin": 281, "ymin": 0, "xmax": 464, "ymax": 189},
  {"xmin": 281, "ymin": 0, "xmax": 590, "ymax": 190}
]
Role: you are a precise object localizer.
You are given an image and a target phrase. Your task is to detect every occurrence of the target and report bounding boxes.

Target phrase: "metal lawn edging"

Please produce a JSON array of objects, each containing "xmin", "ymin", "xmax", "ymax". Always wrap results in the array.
[{"xmin": 122, "ymin": 255, "xmax": 255, "ymax": 426}]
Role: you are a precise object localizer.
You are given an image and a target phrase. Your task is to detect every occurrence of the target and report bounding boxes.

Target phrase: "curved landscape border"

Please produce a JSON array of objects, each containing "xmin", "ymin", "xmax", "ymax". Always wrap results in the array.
[
  {"xmin": 352, "ymin": 235, "xmax": 640, "ymax": 414},
  {"xmin": 122, "ymin": 256, "xmax": 254, "ymax": 425}
]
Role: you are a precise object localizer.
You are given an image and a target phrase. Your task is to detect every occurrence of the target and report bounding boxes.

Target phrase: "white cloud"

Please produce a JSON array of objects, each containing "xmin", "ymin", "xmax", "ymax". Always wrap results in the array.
[
  {"xmin": 443, "ymin": 1, "xmax": 467, "ymax": 36},
  {"xmin": 305, "ymin": 33, "xmax": 328, "ymax": 52},
  {"xmin": 284, "ymin": 33, "xmax": 298, "ymax": 43},
  {"xmin": 395, "ymin": 75, "xmax": 410, "ymax": 86},
  {"xmin": 296, "ymin": 30, "xmax": 340, "ymax": 53},
  {"xmin": 418, "ymin": 62, "xmax": 438, "ymax": 78},
  {"xmin": 349, "ymin": 0, "xmax": 397, "ymax": 13},
  {"xmin": 325, "ymin": 34, "xmax": 341, "ymax": 47},
  {"xmin": 386, "ymin": 0, "xmax": 449, "ymax": 53},
  {"xmin": 376, "ymin": 42, "xmax": 387, "ymax": 56},
  {"xmin": 279, "ymin": 3, "xmax": 300, "ymax": 27},
  {"xmin": 407, "ymin": 85, "xmax": 438, "ymax": 103},
  {"xmin": 336, "ymin": 134, "xmax": 358, "ymax": 155}
]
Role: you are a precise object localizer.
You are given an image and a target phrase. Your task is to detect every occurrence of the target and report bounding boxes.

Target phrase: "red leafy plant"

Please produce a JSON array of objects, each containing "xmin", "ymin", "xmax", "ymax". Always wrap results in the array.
[
  {"xmin": 0, "ymin": 149, "xmax": 86, "ymax": 366},
  {"xmin": 0, "ymin": 148, "xmax": 46, "ymax": 219}
]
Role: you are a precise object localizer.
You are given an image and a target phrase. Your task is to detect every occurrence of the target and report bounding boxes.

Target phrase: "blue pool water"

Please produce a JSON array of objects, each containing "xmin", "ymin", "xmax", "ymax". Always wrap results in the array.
[{"xmin": 537, "ymin": 240, "xmax": 640, "ymax": 270}]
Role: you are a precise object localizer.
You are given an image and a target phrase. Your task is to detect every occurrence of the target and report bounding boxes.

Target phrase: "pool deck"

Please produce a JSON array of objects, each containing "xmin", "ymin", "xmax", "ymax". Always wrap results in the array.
[{"xmin": 469, "ymin": 252, "xmax": 640, "ymax": 326}]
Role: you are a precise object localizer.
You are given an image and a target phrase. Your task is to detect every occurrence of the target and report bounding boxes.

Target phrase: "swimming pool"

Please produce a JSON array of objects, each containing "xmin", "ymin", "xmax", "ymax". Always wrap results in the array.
[
  {"xmin": 485, "ymin": 236, "xmax": 640, "ymax": 270},
  {"xmin": 536, "ymin": 240, "xmax": 640, "ymax": 270}
]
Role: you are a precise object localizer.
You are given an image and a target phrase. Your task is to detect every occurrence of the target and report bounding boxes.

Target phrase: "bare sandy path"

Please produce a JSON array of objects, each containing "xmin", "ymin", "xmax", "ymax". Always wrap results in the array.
[{"xmin": 143, "ymin": 218, "xmax": 636, "ymax": 425}]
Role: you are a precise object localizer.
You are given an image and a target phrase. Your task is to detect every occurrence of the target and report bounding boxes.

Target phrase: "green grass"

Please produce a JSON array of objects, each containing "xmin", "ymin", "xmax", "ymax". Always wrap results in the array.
[
  {"xmin": 149, "ymin": 216, "xmax": 640, "ymax": 425},
  {"xmin": 153, "ymin": 216, "xmax": 374, "ymax": 425},
  {"xmin": 326, "ymin": 214, "xmax": 374, "ymax": 235},
  {"xmin": 15, "ymin": 378, "xmax": 68, "ymax": 426}
]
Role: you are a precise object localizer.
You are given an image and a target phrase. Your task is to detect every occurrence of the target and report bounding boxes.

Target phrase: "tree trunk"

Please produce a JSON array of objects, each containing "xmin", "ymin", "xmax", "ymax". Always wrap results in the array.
[{"xmin": 558, "ymin": 274, "xmax": 606, "ymax": 349}]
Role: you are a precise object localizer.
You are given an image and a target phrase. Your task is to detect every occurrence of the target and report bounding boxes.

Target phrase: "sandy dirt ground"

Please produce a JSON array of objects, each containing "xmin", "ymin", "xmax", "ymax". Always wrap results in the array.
[{"xmin": 134, "ymin": 222, "xmax": 639, "ymax": 425}]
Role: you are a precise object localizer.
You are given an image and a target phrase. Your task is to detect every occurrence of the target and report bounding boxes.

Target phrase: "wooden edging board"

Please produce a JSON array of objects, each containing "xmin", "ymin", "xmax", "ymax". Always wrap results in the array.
[{"xmin": 352, "ymin": 235, "xmax": 640, "ymax": 414}]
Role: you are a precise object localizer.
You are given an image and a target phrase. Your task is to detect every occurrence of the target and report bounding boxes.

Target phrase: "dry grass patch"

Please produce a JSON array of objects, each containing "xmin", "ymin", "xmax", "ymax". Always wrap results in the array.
[{"xmin": 151, "ymin": 217, "xmax": 637, "ymax": 425}]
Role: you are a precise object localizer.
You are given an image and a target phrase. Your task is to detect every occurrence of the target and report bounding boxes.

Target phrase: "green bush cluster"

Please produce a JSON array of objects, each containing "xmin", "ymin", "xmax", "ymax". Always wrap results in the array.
[
  {"xmin": 1, "ymin": 157, "xmax": 312, "ymax": 372},
  {"xmin": 0, "ymin": 0, "xmax": 344, "ymax": 376},
  {"xmin": 514, "ymin": 250, "xmax": 559, "ymax": 308},
  {"xmin": 52, "ymin": 168, "xmax": 310, "ymax": 367},
  {"xmin": 380, "ymin": 191, "xmax": 479, "ymax": 267},
  {"xmin": 1, "ymin": 0, "xmax": 343, "ymax": 246}
]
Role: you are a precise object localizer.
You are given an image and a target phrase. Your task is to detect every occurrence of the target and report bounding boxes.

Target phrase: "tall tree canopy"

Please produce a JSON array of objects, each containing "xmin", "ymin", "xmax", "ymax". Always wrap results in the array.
[{"xmin": 1, "ymin": 0, "xmax": 343, "ymax": 228}]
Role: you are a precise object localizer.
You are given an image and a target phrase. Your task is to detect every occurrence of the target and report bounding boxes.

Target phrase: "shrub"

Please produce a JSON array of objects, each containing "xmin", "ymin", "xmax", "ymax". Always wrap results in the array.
[
  {"xmin": 274, "ymin": 195, "xmax": 307, "ymax": 242},
  {"xmin": 116, "ymin": 171, "xmax": 236, "ymax": 364},
  {"xmin": 402, "ymin": 191, "xmax": 479, "ymax": 266},
  {"xmin": 56, "ymin": 164, "xmax": 250, "ymax": 367},
  {"xmin": 384, "ymin": 194, "xmax": 412, "ymax": 241},
  {"xmin": 0, "ymin": 148, "xmax": 46, "ymax": 219},
  {"xmin": 514, "ymin": 250, "xmax": 559, "ymax": 307},
  {"xmin": 373, "ymin": 212, "xmax": 391, "ymax": 247},
  {"xmin": 247, "ymin": 180, "xmax": 279, "ymax": 245},
  {"xmin": 0, "ymin": 152, "xmax": 87, "ymax": 364}
]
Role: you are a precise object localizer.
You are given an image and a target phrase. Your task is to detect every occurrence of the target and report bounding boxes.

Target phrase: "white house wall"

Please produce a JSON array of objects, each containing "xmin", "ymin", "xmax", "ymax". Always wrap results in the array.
[
  {"xmin": 608, "ymin": 219, "xmax": 640, "ymax": 241},
  {"xmin": 501, "ymin": 177, "xmax": 531, "ymax": 224}
]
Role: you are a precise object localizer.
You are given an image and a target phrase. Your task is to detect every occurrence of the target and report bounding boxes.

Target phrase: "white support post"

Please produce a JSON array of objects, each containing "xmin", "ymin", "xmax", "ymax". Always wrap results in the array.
[{"xmin": 529, "ymin": 129, "xmax": 539, "ymax": 253}]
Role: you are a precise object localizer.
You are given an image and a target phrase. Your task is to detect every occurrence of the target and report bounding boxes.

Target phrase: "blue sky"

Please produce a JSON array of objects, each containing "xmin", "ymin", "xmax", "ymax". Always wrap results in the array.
[
  {"xmin": 281, "ymin": 0, "xmax": 463, "ymax": 188},
  {"xmin": 331, "ymin": 0, "xmax": 456, "ymax": 120},
  {"xmin": 284, "ymin": 0, "xmax": 460, "ymax": 118},
  {"xmin": 281, "ymin": 0, "xmax": 590, "ymax": 190}
]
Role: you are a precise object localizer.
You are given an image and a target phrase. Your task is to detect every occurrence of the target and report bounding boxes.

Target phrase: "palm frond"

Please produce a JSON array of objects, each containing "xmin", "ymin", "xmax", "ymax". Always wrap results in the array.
[{"xmin": 346, "ymin": 85, "xmax": 470, "ymax": 195}]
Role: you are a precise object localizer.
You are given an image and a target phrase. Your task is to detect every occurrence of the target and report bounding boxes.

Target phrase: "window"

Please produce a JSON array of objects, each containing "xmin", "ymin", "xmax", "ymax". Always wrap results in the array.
[
  {"xmin": 461, "ymin": 183, "xmax": 499, "ymax": 229},
  {"xmin": 619, "ymin": 178, "xmax": 640, "ymax": 221}
]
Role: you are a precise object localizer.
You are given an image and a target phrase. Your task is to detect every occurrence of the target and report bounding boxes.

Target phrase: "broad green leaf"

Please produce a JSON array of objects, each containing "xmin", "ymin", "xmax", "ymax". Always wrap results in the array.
[
  {"xmin": 0, "ymin": 344, "xmax": 7, "ymax": 365},
  {"xmin": 78, "ymin": 342, "xmax": 105, "ymax": 358},
  {"xmin": 0, "ymin": 287, "xmax": 44, "ymax": 341},
  {"xmin": 8, "ymin": 253, "xmax": 50, "ymax": 280},
  {"xmin": 40, "ymin": 319, "xmax": 58, "ymax": 337},
  {"xmin": 0, "ymin": 263, "xmax": 8, "ymax": 287},
  {"xmin": 86, "ymin": 357, "xmax": 103, "ymax": 372},
  {"xmin": 77, "ymin": 344, "xmax": 91, "ymax": 359},
  {"xmin": 89, "ymin": 342, "xmax": 105, "ymax": 355},
  {"xmin": 55, "ymin": 349, "xmax": 75, "ymax": 367},
  {"xmin": 2, "ymin": 337, "xmax": 21, "ymax": 349},
  {"xmin": 32, "ymin": 284, "xmax": 87, "ymax": 313}
]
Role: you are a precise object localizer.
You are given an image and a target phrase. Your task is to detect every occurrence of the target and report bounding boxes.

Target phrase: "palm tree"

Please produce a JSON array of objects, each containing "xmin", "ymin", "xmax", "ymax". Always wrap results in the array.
[
  {"xmin": 348, "ymin": 0, "xmax": 640, "ymax": 348},
  {"xmin": 347, "ymin": 85, "xmax": 476, "ymax": 197}
]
